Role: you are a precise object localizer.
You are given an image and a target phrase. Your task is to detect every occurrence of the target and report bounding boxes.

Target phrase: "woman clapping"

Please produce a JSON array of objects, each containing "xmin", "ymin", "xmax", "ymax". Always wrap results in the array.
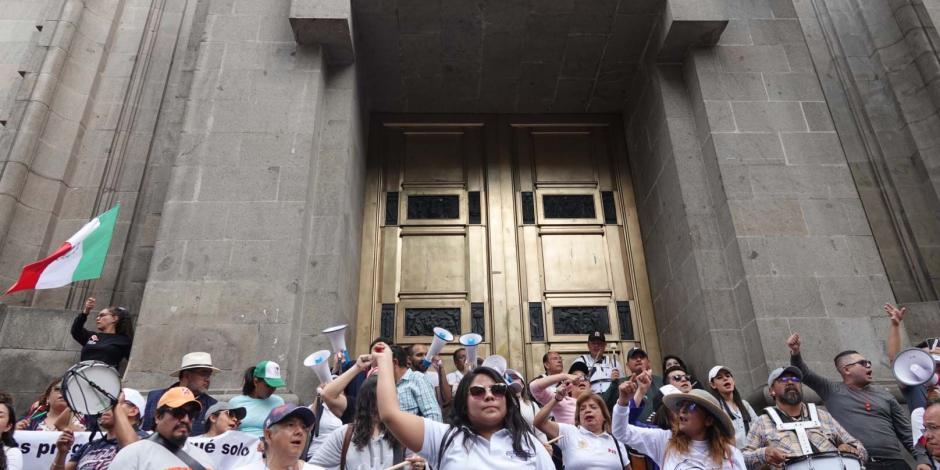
[
  {"xmin": 371, "ymin": 342, "xmax": 554, "ymax": 469},
  {"xmin": 612, "ymin": 371, "xmax": 744, "ymax": 470}
]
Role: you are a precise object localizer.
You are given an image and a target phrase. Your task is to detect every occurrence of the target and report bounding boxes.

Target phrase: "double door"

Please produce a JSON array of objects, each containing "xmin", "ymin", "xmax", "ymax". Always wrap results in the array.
[{"xmin": 355, "ymin": 115, "xmax": 658, "ymax": 378}]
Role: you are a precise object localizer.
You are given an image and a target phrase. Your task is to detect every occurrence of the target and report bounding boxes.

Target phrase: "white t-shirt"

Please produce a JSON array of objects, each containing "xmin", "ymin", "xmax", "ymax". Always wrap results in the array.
[
  {"xmin": 518, "ymin": 400, "xmax": 548, "ymax": 443},
  {"xmin": 110, "ymin": 438, "xmax": 217, "ymax": 470},
  {"xmin": 235, "ymin": 460, "xmax": 324, "ymax": 470},
  {"xmin": 424, "ymin": 370, "xmax": 441, "ymax": 389},
  {"xmin": 4, "ymin": 445, "xmax": 22, "ymax": 470},
  {"xmin": 447, "ymin": 370, "xmax": 465, "ymax": 393},
  {"xmin": 612, "ymin": 404, "xmax": 746, "ymax": 470},
  {"xmin": 308, "ymin": 405, "xmax": 343, "ymax": 460},
  {"xmin": 420, "ymin": 419, "xmax": 555, "ymax": 469},
  {"xmin": 310, "ymin": 423, "xmax": 406, "ymax": 469},
  {"xmin": 555, "ymin": 423, "xmax": 629, "ymax": 470}
]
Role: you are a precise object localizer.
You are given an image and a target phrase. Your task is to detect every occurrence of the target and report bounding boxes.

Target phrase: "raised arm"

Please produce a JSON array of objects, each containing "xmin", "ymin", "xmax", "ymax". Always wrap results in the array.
[
  {"xmin": 373, "ymin": 343, "xmax": 426, "ymax": 452},
  {"xmin": 530, "ymin": 373, "xmax": 574, "ymax": 404},
  {"xmin": 787, "ymin": 333, "xmax": 836, "ymax": 400},
  {"xmin": 111, "ymin": 393, "xmax": 140, "ymax": 448},
  {"xmin": 321, "ymin": 354, "xmax": 371, "ymax": 417},
  {"xmin": 611, "ymin": 381, "xmax": 669, "ymax": 465},
  {"xmin": 885, "ymin": 303, "xmax": 906, "ymax": 364},
  {"xmin": 70, "ymin": 297, "xmax": 96, "ymax": 345},
  {"xmin": 533, "ymin": 386, "xmax": 565, "ymax": 439},
  {"xmin": 433, "ymin": 357, "xmax": 452, "ymax": 408}
]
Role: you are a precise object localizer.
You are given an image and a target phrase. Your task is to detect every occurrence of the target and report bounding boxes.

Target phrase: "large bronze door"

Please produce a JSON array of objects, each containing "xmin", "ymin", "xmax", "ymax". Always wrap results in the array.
[{"xmin": 355, "ymin": 115, "xmax": 659, "ymax": 379}]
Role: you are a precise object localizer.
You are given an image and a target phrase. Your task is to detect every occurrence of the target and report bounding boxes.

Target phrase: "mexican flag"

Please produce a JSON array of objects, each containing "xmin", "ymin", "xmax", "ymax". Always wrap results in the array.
[{"xmin": 5, "ymin": 205, "xmax": 120, "ymax": 294}]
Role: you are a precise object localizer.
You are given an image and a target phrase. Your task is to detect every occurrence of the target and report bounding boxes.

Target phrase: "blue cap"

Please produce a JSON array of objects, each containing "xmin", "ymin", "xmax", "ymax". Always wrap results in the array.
[{"xmin": 263, "ymin": 403, "xmax": 316, "ymax": 429}]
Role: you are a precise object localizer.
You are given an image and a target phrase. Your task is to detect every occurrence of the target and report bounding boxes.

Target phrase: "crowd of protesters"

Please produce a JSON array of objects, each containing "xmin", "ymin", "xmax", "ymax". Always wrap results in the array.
[{"xmin": 2, "ymin": 300, "xmax": 940, "ymax": 470}]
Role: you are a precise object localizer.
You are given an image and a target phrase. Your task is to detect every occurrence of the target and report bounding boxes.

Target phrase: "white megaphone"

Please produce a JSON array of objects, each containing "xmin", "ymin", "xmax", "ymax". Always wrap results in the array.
[
  {"xmin": 322, "ymin": 324, "xmax": 349, "ymax": 362},
  {"xmin": 893, "ymin": 347, "xmax": 939, "ymax": 386},
  {"xmin": 303, "ymin": 350, "xmax": 334, "ymax": 385},
  {"xmin": 459, "ymin": 333, "xmax": 482, "ymax": 368},
  {"xmin": 422, "ymin": 327, "xmax": 454, "ymax": 368},
  {"xmin": 482, "ymin": 354, "xmax": 508, "ymax": 376}
]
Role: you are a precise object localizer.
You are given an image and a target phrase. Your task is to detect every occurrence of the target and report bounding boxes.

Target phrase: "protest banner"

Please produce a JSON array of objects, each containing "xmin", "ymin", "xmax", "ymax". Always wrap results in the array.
[
  {"xmin": 189, "ymin": 430, "xmax": 262, "ymax": 469},
  {"xmin": 15, "ymin": 430, "xmax": 90, "ymax": 470}
]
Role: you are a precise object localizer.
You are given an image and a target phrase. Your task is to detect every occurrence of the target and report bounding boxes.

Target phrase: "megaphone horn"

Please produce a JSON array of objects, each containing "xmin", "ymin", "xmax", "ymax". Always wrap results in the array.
[
  {"xmin": 322, "ymin": 324, "xmax": 349, "ymax": 361},
  {"xmin": 422, "ymin": 327, "xmax": 455, "ymax": 368},
  {"xmin": 893, "ymin": 347, "xmax": 939, "ymax": 387},
  {"xmin": 303, "ymin": 350, "xmax": 334, "ymax": 385},
  {"xmin": 459, "ymin": 333, "xmax": 482, "ymax": 369}
]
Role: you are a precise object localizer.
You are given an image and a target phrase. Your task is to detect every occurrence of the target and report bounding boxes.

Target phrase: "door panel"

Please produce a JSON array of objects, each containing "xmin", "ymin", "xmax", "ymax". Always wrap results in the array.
[{"xmin": 356, "ymin": 115, "xmax": 658, "ymax": 379}]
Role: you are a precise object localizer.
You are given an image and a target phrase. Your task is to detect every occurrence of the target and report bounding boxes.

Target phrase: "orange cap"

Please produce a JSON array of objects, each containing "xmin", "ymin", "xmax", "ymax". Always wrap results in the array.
[{"xmin": 157, "ymin": 386, "xmax": 202, "ymax": 410}]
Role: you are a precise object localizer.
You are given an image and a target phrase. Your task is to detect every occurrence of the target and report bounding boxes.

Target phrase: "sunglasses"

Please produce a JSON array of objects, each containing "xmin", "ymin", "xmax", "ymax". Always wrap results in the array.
[
  {"xmin": 468, "ymin": 384, "xmax": 509, "ymax": 398},
  {"xmin": 676, "ymin": 400, "xmax": 698, "ymax": 413},
  {"xmin": 776, "ymin": 376, "xmax": 801, "ymax": 384},
  {"xmin": 844, "ymin": 359, "xmax": 872, "ymax": 369},
  {"xmin": 167, "ymin": 407, "xmax": 200, "ymax": 420},
  {"xmin": 669, "ymin": 374, "xmax": 691, "ymax": 383}
]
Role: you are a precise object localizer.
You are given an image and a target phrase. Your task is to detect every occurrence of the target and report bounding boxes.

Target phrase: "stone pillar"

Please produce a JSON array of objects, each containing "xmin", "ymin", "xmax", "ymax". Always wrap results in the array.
[
  {"xmin": 628, "ymin": 0, "xmax": 896, "ymax": 399},
  {"xmin": 125, "ymin": 0, "xmax": 364, "ymax": 404}
]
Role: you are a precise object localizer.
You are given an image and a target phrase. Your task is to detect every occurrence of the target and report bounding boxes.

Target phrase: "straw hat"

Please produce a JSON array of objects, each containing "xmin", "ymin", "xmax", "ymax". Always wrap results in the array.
[{"xmin": 663, "ymin": 389, "xmax": 734, "ymax": 438}]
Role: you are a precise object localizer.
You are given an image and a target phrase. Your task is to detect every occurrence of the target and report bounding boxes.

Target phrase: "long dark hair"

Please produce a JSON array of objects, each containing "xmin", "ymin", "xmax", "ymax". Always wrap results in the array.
[
  {"xmin": 351, "ymin": 376, "xmax": 399, "ymax": 451},
  {"xmin": 449, "ymin": 367, "xmax": 536, "ymax": 460},
  {"xmin": 710, "ymin": 384, "xmax": 752, "ymax": 432},
  {"xmin": 241, "ymin": 367, "xmax": 256, "ymax": 396},
  {"xmin": 0, "ymin": 399, "xmax": 18, "ymax": 470},
  {"xmin": 105, "ymin": 306, "xmax": 135, "ymax": 339}
]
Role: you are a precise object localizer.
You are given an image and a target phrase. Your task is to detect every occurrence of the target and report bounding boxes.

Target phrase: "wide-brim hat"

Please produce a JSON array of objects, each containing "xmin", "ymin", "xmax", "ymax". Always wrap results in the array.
[
  {"xmin": 171, "ymin": 352, "xmax": 221, "ymax": 377},
  {"xmin": 663, "ymin": 389, "xmax": 734, "ymax": 438}
]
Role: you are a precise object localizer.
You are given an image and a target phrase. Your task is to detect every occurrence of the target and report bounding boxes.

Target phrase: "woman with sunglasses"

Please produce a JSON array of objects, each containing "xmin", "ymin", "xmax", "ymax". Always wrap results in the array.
[
  {"xmin": 662, "ymin": 356, "xmax": 703, "ymax": 390},
  {"xmin": 706, "ymin": 366, "xmax": 757, "ymax": 449},
  {"xmin": 530, "ymin": 362, "xmax": 593, "ymax": 424},
  {"xmin": 533, "ymin": 391, "xmax": 629, "ymax": 470},
  {"xmin": 71, "ymin": 296, "xmax": 134, "ymax": 369},
  {"xmin": 613, "ymin": 375, "xmax": 744, "ymax": 470},
  {"xmin": 371, "ymin": 342, "xmax": 554, "ymax": 469}
]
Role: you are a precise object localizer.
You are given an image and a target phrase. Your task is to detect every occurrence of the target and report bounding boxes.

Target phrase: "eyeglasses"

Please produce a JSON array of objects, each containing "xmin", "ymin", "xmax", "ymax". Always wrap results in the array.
[
  {"xmin": 95, "ymin": 312, "xmax": 114, "ymax": 318},
  {"xmin": 468, "ymin": 384, "xmax": 508, "ymax": 398},
  {"xmin": 844, "ymin": 359, "xmax": 872, "ymax": 369},
  {"xmin": 775, "ymin": 376, "xmax": 801, "ymax": 384},
  {"xmin": 669, "ymin": 374, "xmax": 691, "ymax": 383},
  {"xmin": 922, "ymin": 424, "xmax": 940, "ymax": 437},
  {"xmin": 676, "ymin": 400, "xmax": 698, "ymax": 413}
]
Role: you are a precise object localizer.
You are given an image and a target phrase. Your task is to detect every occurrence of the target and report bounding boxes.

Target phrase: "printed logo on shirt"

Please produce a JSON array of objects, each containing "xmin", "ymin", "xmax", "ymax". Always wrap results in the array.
[
  {"xmin": 87, "ymin": 335, "xmax": 99, "ymax": 345},
  {"xmin": 503, "ymin": 450, "xmax": 536, "ymax": 460}
]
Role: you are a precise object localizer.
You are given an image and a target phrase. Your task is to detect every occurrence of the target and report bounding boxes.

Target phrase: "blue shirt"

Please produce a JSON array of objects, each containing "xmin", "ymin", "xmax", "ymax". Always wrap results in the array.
[
  {"xmin": 230, "ymin": 394, "xmax": 285, "ymax": 437},
  {"xmin": 396, "ymin": 369, "xmax": 442, "ymax": 422}
]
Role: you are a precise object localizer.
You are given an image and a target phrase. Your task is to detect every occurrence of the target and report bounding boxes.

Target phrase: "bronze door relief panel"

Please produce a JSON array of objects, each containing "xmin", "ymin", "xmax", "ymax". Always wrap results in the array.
[{"xmin": 356, "ymin": 115, "xmax": 659, "ymax": 378}]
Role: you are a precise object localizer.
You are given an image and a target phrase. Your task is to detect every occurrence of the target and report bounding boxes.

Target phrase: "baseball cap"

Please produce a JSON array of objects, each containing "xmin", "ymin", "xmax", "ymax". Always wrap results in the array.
[
  {"xmin": 626, "ymin": 347, "xmax": 648, "ymax": 359},
  {"xmin": 588, "ymin": 331, "xmax": 606, "ymax": 342},
  {"xmin": 263, "ymin": 403, "xmax": 316, "ymax": 429},
  {"xmin": 122, "ymin": 388, "xmax": 146, "ymax": 415},
  {"xmin": 569, "ymin": 361, "xmax": 591, "ymax": 376},
  {"xmin": 767, "ymin": 366, "xmax": 803, "ymax": 387},
  {"xmin": 204, "ymin": 401, "xmax": 247, "ymax": 423},
  {"xmin": 707, "ymin": 365, "xmax": 732, "ymax": 382},
  {"xmin": 157, "ymin": 386, "xmax": 202, "ymax": 410},
  {"xmin": 254, "ymin": 360, "xmax": 286, "ymax": 388}
]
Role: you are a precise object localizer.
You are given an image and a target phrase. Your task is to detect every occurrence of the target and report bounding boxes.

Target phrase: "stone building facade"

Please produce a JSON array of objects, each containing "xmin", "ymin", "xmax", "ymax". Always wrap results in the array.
[{"xmin": 0, "ymin": 0, "xmax": 938, "ymax": 407}]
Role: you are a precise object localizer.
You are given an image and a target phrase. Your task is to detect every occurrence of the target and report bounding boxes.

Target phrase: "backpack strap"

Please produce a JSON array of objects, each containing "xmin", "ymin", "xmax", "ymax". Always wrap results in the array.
[
  {"xmin": 613, "ymin": 436, "xmax": 626, "ymax": 469},
  {"xmin": 147, "ymin": 433, "xmax": 207, "ymax": 470},
  {"xmin": 340, "ymin": 424, "xmax": 354, "ymax": 470},
  {"xmin": 436, "ymin": 426, "xmax": 459, "ymax": 468}
]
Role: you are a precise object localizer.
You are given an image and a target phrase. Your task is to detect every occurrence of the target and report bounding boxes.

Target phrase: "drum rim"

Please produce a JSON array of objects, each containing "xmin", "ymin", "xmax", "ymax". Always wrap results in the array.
[
  {"xmin": 785, "ymin": 451, "xmax": 862, "ymax": 465},
  {"xmin": 61, "ymin": 360, "xmax": 121, "ymax": 416}
]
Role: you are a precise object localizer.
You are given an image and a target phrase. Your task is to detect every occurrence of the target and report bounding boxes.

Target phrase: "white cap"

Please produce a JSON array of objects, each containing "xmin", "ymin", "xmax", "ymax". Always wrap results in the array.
[
  {"xmin": 122, "ymin": 388, "xmax": 146, "ymax": 417},
  {"xmin": 708, "ymin": 365, "xmax": 732, "ymax": 382},
  {"xmin": 659, "ymin": 384, "xmax": 682, "ymax": 397}
]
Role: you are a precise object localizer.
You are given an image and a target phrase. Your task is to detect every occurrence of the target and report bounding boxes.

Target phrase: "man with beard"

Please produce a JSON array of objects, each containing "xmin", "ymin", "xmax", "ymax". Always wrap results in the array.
[
  {"xmin": 788, "ymin": 333, "xmax": 929, "ymax": 470},
  {"xmin": 111, "ymin": 387, "xmax": 215, "ymax": 469},
  {"xmin": 408, "ymin": 344, "xmax": 452, "ymax": 409},
  {"xmin": 743, "ymin": 366, "xmax": 865, "ymax": 468}
]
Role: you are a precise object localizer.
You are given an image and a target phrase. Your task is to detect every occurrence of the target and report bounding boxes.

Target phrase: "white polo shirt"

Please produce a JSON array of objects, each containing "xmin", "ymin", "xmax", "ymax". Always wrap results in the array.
[
  {"xmin": 420, "ymin": 419, "xmax": 555, "ymax": 469},
  {"xmin": 555, "ymin": 423, "xmax": 629, "ymax": 470}
]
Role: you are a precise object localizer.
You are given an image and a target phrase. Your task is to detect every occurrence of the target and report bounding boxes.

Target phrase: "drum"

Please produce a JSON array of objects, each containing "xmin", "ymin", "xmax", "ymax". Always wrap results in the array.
[
  {"xmin": 784, "ymin": 451, "xmax": 862, "ymax": 470},
  {"xmin": 628, "ymin": 451, "xmax": 648, "ymax": 470},
  {"xmin": 61, "ymin": 360, "xmax": 121, "ymax": 416}
]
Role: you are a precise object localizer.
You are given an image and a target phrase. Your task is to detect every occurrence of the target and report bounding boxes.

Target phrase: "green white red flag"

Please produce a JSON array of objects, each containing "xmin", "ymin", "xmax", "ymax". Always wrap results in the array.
[{"xmin": 5, "ymin": 205, "xmax": 120, "ymax": 295}]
